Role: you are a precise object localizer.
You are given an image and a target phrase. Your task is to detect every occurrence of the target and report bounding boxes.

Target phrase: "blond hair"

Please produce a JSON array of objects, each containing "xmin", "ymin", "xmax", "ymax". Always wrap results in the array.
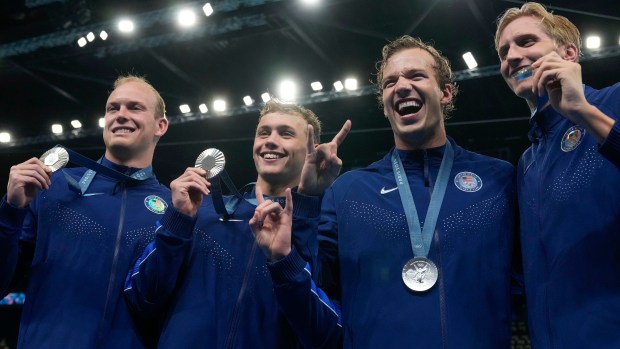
[{"xmin": 495, "ymin": 2, "xmax": 581, "ymax": 61}]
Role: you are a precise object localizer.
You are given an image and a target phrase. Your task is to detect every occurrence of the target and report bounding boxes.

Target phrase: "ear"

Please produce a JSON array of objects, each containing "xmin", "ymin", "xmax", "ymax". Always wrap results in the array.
[
  {"xmin": 561, "ymin": 43, "xmax": 578, "ymax": 62},
  {"xmin": 155, "ymin": 117, "xmax": 169, "ymax": 137},
  {"xmin": 440, "ymin": 83, "xmax": 453, "ymax": 106}
]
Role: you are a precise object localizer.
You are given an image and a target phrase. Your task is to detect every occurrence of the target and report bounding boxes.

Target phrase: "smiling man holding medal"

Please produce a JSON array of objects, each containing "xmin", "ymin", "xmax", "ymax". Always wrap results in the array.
[
  {"xmin": 495, "ymin": 3, "xmax": 620, "ymax": 348},
  {"xmin": 124, "ymin": 99, "xmax": 351, "ymax": 348},
  {"xmin": 0, "ymin": 75, "xmax": 171, "ymax": 349},
  {"xmin": 253, "ymin": 35, "xmax": 518, "ymax": 348}
]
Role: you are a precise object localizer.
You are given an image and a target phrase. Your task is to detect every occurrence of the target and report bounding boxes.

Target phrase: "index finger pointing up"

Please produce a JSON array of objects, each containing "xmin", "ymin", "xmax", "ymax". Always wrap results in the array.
[
  {"xmin": 255, "ymin": 184, "xmax": 265, "ymax": 205},
  {"xmin": 331, "ymin": 120, "xmax": 352, "ymax": 147}
]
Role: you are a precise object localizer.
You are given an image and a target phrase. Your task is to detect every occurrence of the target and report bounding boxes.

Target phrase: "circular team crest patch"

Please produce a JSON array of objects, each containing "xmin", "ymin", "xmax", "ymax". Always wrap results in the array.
[
  {"xmin": 454, "ymin": 172, "xmax": 482, "ymax": 192},
  {"xmin": 561, "ymin": 126, "xmax": 586, "ymax": 152},
  {"xmin": 144, "ymin": 195, "xmax": 168, "ymax": 214}
]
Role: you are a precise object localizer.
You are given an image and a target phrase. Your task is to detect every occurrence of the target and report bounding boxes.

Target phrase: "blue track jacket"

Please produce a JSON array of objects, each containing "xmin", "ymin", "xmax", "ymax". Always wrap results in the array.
[
  {"xmin": 124, "ymin": 187, "xmax": 340, "ymax": 348},
  {"xmin": 0, "ymin": 157, "xmax": 171, "ymax": 349},
  {"xmin": 314, "ymin": 138, "xmax": 517, "ymax": 348},
  {"xmin": 518, "ymin": 83, "xmax": 620, "ymax": 348}
]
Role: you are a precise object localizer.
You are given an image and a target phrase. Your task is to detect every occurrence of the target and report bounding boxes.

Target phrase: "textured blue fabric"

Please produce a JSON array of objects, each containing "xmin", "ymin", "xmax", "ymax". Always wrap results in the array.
[
  {"xmin": 318, "ymin": 138, "xmax": 517, "ymax": 348},
  {"xmin": 0, "ymin": 157, "xmax": 171, "ymax": 349},
  {"xmin": 124, "ymin": 186, "xmax": 335, "ymax": 348},
  {"xmin": 518, "ymin": 83, "xmax": 620, "ymax": 349}
]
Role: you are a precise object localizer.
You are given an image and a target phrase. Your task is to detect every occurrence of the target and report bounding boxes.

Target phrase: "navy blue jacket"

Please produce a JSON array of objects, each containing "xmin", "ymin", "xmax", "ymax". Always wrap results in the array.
[
  {"xmin": 0, "ymin": 157, "xmax": 171, "ymax": 349},
  {"xmin": 518, "ymin": 83, "xmax": 620, "ymax": 348},
  {"xmin": 124, "ymin": 187, "xmax": 339, "ymax": 348},
  {"xmin": 316, "ymin": 138, "xmax": 517, "ymax": 348}
]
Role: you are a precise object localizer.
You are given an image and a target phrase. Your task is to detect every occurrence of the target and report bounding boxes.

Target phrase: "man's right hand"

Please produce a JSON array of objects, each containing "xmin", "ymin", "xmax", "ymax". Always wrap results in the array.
[
  {"xmin": 7, "ymin": 157, "xmax": 52, "ymax": 208},
  {"xmin": 170, "ymin": 167, "xmax": 211, "ymax": 218}
]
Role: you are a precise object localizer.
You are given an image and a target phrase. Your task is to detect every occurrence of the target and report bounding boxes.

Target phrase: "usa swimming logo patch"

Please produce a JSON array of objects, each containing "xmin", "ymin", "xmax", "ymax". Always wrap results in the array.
[
  {"xmin": 561, "ymin": 126, "xmax": 585, "ymax": 152},
  {"xmin": 144, "ymin": 195, "xmax": 168, "ymax": 214},
  {"xmin": 454, "ymin": 172, "xmax": 482, "ymax": 192}
]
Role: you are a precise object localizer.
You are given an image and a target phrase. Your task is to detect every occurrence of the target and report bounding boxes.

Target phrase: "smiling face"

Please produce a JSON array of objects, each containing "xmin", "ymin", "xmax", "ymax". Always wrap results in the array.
[
  {"xmin": 253, "ymin": 111, "xmax": 309, "ymax": 190},
  {"xmin": 497, "ymin": 16, "xmax": 561, "ymax": 103},
  {"xmin": 102, "ymin": 80, "xmax": 168, "ymax": 167},
  {"xmin": 381, "ymin": 48, "xmax": 452, "ymax": 150}
]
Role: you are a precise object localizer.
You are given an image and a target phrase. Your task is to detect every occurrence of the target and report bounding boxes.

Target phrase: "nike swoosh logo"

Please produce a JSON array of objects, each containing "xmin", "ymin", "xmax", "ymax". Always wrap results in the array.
[{"xmin": 380, "ymin": 187, "xmax": 398, "ymax": 194}]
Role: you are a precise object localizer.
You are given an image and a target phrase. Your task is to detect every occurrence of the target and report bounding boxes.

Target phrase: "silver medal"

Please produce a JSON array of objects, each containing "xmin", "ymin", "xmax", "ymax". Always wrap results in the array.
[
  {"xmin": 39, "ymin": 146, "xmax": 69, "ymax": 172},
  {"xmin": 402, "ymin": 257, "xmax": 438, "ymax": 292},
  {"xmin": 195, "ymin": 148, "xmax": 226, "ymax": 179}
]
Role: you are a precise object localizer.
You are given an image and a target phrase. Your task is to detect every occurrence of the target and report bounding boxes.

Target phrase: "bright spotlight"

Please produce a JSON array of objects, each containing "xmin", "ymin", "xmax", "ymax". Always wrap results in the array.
[
  {"xmin": 300, "ymin": 0, "xmax": 321, "ymax": 5},
  {"xmin": 261, "ymin": 92, "xmax": 271, "ymax": 103},
  {"xmin": 77, "ymin": 37, "xmax": 87, "ymax": 47},
  {"xmin": 179, "ymin": 104, "xmax": 191, "ymax": 113},
  {"xmin": 213, "ymin": 100, "xmax": 226, "ymax": 112},
  {"xmin": 177, "ymin": 9, "xmax": 197, "ymax": 27},
  {"xmin": 311, "ymin": 81, "xmax": 323, "ymax": 91},
  {"xmin": 243, "ymin": 96, "xmax": 254, "ymax": 106},
  {"xmin": 199, "ymin": 103, "xmax": 208, "ymax": 113},
  {"xmin": 51, "ymin": 124, "xmax": 63, "ymax": 134},
  {"xmin": 462, "ymin": 52, "xmax": 478, "ymax": 69},
  {"xmin": 0, "ymin": 132, "xmax": 10, "ymax": 143},
  {"xmin": 202, "ymin": 3, "xmax": 214, "ymax": 16},
  {"xmin": 100, "ymin": 31, "xmax": 108, "ymax": 40},
  {"xmin": 71, "ymin": 120, "xmax": 82, "ymax": 129},
  {"xmin": 279, "ymin": 80, "xmax": 297, "ymax": 101},
  {"xmin": 344, "ymin": 78, "xmax": 358, "ymax": 90},
  {"xmin": 86, "ymin": 32, "xmax": 95, "ymax": 42},
  {"xmin": 333, "ymin": 81, "xmax": 344, "ymax": 92},
  {"xmin": 585, "ymin": 36, "xmax": 601, "ymax": 49},
  {"xmin": 98, "ymin": 118, "xmax": 105, "ymax": 128},
  {"xmin": 118, "ymin": 19, "xmax": 135, "ymax": 33}
]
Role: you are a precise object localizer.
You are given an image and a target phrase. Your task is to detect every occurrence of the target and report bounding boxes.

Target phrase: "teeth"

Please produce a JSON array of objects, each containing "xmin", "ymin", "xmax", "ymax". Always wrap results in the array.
[
  {"xmin": 263, "ymin": 153, "xmax": 282, "ymax": 159},
  {"xmin": 114, "ymin": 128, "xmax": 133, "ymax": 134},
  {"xmin": 398, "ymin": 100, "xmax": 420, "ymax": 111}
]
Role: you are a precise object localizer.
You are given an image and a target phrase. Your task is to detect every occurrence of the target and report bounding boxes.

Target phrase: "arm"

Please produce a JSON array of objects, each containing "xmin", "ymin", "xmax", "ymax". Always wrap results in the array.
[
  {"xmin": 532, "ymin": 52, "xmax": 615, "ymax": 144},
  {"xmin": 124, "ymin": 167, "xmax": 209, "ymax": 318},
  {"xmin": 0, "ymin": 157, "xmax": 51, "ymax": 295},
  {"xmin": 0, "ymin": 197, "xmax": 30, "ymax": 295},
  {"xmin": 250, "ymin": 187, "xmax": 342, "ymax": 348}
]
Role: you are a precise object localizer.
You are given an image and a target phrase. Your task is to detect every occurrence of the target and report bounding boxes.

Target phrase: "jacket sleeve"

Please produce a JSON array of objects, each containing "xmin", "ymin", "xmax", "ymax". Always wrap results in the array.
[
  {"xmin": 268, "ymin": 247, "xmax": 342, "ymax": 349},
  {"xmin": 123, "ymin": 205, "xmax": 196, "ymax": 319},
  {"xmin": 268, "ymin": 187, "xmax": 343, "ymax": 348},
  {"xmin": 0, "ymin": 196, "xmax": 33, "ymax": 296},
  {"xmin": 599, "ymin": 120, "xmax": 620, "ymax": 169},
  {"xmin": 597, "ymin": 83, "xmax": 620, "ymax": 168}
]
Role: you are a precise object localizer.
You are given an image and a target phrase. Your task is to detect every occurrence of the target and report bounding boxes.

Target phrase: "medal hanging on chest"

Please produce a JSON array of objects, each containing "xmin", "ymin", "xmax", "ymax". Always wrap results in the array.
[{"xmin": 391, "ymin": 142, "xmax": 454, "ymax": 292}]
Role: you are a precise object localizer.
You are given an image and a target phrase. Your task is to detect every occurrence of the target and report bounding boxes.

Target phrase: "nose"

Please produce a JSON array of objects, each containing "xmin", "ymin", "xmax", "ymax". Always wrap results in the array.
[
  {"xmin": 264, "ymin": 132, "xmax": 279, "ymax": 148},
  {"xmin": 505, "ymin": 45, "xmax": 522, "ymax": 68},
  {"xmin": 394, "ymin": 77, "xmax": 412, "ymax": 98}
]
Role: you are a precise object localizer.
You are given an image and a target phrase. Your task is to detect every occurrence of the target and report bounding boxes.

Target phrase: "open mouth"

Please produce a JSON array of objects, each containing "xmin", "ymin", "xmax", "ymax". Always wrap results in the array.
[
  {"xmin": 397, "ymin": 99, "xmax": 422, "ymax": 116},
  {"xmin": 112, "ymin": 127, "xmax": 136, "ymax": 134},
  {"xmin": 260, "ymin": 151, "xmax": 285, "ymax": 160}
]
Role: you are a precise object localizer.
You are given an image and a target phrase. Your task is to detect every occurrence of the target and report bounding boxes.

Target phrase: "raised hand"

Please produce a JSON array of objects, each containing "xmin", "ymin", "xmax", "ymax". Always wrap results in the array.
[
  {"xmin": 532, "ymin": 51, "xmax": 615, "ymax": 143},
  {"xmin": 298, "ymin": 120, "xmax": 352, "ymax": 196},
  {"xmin": 7, "ymin": 157, "xmax": 52, "ymax": 208},
  {"xmin": 249, "ymin": 185, "xmax": 293, "ymax": 261},
  {"xmin": 170, "ymin": 167, "xmax": 210, "ymax": 218}
]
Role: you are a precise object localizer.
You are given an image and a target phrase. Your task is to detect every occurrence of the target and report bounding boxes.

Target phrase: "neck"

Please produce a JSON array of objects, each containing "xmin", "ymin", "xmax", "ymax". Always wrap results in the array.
[
  {"xmin": 396, "ymin": 134, "xmax": 447, "ymax": 151},
  {"xmin": 255, "ymin": 177, "xmax": 297, "ymax": 197},
  {"xmin": 104, "ymin": 150, "xmax": 152, "ymax": 168}
]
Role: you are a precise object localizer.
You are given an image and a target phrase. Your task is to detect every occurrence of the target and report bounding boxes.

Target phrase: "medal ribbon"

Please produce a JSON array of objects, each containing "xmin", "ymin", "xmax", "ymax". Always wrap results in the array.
[
  {"xmin": 391, "ymin": 141, "xmax": 454, "ymax": 258},
  {"xmin": 57, "ymin": 146, "xmax": 153, "ymax": 195}
]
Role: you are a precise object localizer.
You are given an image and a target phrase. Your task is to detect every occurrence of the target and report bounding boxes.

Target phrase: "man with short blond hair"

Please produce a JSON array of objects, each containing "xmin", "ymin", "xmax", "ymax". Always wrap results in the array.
[
  {"xmin": 495, "ymin": 2, "xmax": 620, "ymax": 348},
  {"xmin": 0, "ymin": 74, "xmax": 171, "ymax": 348}
]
